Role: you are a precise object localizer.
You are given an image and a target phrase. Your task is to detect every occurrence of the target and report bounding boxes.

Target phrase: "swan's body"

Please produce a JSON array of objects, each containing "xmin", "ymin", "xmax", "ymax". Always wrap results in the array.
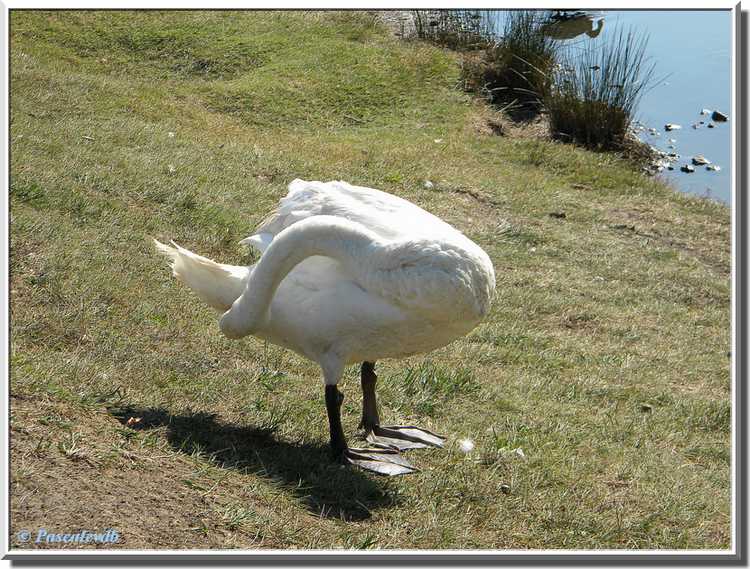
[{"xmin": 155, "ymin": 179, "xmax": 495, "ymax": 474}]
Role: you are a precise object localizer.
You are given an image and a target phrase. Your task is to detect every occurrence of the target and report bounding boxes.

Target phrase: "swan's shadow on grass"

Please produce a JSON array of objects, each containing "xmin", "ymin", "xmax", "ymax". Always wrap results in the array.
[{"xmin": 108, "ymin": 405, "xmax": 400, "ymax": 522}]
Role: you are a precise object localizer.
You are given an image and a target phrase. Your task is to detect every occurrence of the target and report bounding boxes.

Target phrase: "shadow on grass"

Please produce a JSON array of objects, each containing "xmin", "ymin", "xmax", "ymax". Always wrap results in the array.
[
  {"xmin": 108, "ymin": 405, "xmax": 400, "ymax": 522},
  {"xmin": 504, "ymin": 104, "xmax": 544, "ymax": 123}
]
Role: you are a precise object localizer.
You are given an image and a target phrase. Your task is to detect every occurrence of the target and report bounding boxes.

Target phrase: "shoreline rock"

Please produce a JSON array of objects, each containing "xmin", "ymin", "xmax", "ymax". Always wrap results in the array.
[
  {"xmin": 712, "ymin": 110, "xmax": 728, "ymax": 122},
  {"xmin": 692, "ymin": 155, "xmax": 711, "ymax": 166}
]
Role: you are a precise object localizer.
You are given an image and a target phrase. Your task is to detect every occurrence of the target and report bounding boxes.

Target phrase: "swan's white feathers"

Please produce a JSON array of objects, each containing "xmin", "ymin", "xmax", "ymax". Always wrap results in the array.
[
  {"xmin": 157, "ymin": 179, "xmax": 496, "ymax": 384},
  {"xmin": 251, "ymin": 179, "xmax": 465, "ymax": 242},
  {"xmin": 245, "ymin": 179, "xmax": 495, "ymax": 318}
]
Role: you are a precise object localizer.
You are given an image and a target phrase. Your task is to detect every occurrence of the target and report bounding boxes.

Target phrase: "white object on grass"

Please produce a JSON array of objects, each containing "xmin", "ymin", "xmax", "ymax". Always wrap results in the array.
[{"xmin": 459, "ymin": 439, "xmax": 475, "ymax": 453}]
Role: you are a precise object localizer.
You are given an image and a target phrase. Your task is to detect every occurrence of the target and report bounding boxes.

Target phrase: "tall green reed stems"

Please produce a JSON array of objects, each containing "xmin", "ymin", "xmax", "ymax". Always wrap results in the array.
[{"xmin": 545, "ymin": 26, "xmax": 657, "ymax": 150}]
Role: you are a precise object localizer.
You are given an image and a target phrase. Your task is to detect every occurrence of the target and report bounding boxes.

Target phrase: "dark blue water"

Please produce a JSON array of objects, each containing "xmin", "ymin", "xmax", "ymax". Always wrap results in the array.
[{"xmin": 494, "ymin": 10, "xmax": 733, "ymax": 204}]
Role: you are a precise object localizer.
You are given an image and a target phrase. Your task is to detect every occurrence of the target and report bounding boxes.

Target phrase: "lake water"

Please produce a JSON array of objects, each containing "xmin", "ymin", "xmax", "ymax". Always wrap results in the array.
[
  {"xmin": 495, "ymin": 10, "xmax": 733, "ymax": 204},
  {"xmin": 596, "ymin": 10, "xmax": 732, "ymax": 205}
]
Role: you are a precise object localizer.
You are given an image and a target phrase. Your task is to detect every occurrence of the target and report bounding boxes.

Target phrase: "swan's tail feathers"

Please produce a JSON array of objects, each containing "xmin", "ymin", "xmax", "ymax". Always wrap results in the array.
[{"xmin": 153, "ymin": 239, "xmax": 250, "ymax": 312}]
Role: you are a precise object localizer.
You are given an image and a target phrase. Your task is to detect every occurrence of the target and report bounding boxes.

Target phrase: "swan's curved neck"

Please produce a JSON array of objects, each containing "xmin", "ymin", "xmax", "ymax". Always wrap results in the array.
[{"xmin": 220, "ymin": 216, "xmax": 379, "ymax": 338}]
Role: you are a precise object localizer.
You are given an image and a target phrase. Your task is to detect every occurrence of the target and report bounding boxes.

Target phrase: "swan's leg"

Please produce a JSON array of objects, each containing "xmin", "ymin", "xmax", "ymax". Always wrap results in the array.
[
  {"xmin": 359, "ymin": 361, "xmax": 380, "ymax": 431},
  {"xmin": 325, "ymin": 384, "xmax": 348, "ymax": 456},
  {"xmin": 324, "ymin": 384, "xmax": 416, "ymax": 476},
  {"xmin": 360, "ymin": 362, "xmax": 447, "ymax": 451}
]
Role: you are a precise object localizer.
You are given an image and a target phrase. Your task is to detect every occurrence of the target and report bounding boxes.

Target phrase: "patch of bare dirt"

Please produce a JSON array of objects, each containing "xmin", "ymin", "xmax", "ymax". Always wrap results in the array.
[
  {"xmin": 464, "ymin": 104, "xmax": 551, "ymax": 142},
  {"xmin": 9, "ymin": 394, "xmax": 274, "ymax": 549}
]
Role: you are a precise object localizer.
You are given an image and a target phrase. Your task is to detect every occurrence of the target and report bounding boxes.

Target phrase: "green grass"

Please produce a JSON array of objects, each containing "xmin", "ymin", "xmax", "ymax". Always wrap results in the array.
[{"xmin": 9, "ymin": 10, "xmax": 731, "ymax": 550}]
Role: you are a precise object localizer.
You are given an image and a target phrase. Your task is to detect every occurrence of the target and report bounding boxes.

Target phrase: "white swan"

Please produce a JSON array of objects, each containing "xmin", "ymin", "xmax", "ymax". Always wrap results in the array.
[{"xmin": 154, "ymin": 179, "xmax": 495, "ymax": 475}]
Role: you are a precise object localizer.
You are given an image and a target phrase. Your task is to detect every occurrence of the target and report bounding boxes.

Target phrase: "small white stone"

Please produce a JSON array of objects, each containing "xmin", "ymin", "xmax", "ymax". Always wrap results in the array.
[
  {"xmin": 529, "ymin": 247, "xmax": 537, "ymax": 253},
  {"xmin": 459, "ymin": 438, "xmax": 475, "ymax": 453},
  {"xmin": 168, "ymin": 131, "xmax": 175, "ymax": 138},
  {"xmin": 423, "ymin": 180, "xmax": 434, "ymax": 189},
  {"xmin": 514, "ymin": 447, "xmax": 526, "ymax": 459},
  {"xmin": 168, "ymin": 164, "xmax": 176, "ymax": 174},
  {"xmin": 434, "ymin": 138, "xmax": 444, "ymax": 143}
]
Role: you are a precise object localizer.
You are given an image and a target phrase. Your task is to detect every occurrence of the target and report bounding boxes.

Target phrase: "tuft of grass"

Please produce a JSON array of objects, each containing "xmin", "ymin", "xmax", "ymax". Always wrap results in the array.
[
  {"xmin": 545, "ymin": 26, "xmax": 656, "ymax": 150},
  {"xmin": 57, "ymin": 432, "xmax": 83, "ymax": 459},
  {"xmin": 221, "ymin": 504, "xmax": 259, "ymax": 531}
]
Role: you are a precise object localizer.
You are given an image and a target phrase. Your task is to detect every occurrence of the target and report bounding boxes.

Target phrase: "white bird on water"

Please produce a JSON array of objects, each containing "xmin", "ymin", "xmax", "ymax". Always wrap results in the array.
[{"xmin": 154, "ymin": 179, "xmax": 495, "ymax": 475}]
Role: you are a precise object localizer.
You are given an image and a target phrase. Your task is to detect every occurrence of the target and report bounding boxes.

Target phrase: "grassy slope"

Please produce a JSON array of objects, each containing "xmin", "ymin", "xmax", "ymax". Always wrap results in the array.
[{"xmin": 9, "ymin": 11, "xmax": 731, "ymax": 550}]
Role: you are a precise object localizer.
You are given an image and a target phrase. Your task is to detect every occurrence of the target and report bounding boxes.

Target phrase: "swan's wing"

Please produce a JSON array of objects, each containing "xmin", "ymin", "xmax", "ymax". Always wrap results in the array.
[{"xmin": 245, "ymin": 179, "xmax": 462, "ymax": 244}]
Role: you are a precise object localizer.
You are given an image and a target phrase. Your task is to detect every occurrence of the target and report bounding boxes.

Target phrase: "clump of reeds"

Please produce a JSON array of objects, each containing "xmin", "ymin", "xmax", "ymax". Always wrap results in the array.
[
  {"xmin": 462, "ymin": 11, "xmax": 558, "ymax": 117},
  {"xmin": 412, "ymin": 10, "xmax": 497, "ymax": 51},
  {"xmin": 414, "ymin": 11, "xmax": 655, "ymax": 152},
  {"xmin": 544, "ymin": 27, "xmax": 656, "ymax": 150}
]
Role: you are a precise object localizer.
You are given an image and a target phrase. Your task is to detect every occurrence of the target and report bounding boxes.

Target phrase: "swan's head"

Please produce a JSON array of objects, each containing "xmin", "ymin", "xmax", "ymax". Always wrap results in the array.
[{"xmin": 219, "ymin": 303, "xmax": 259, "ymax": 339}]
